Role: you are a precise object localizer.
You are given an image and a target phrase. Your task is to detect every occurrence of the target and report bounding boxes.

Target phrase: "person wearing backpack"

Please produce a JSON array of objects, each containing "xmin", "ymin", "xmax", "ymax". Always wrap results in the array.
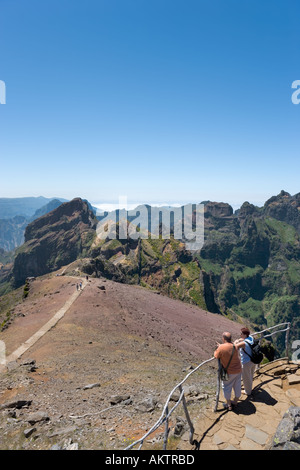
[{"xmin": 236, "ymin": 327, "xmax": 257, "ymax": 397}]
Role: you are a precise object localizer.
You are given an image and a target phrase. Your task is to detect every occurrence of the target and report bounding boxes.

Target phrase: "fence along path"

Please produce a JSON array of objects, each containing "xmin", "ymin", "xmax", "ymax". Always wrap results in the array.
[{"xmin": 124, "ymin": 322, "xmax": 291, "ymax": 450}]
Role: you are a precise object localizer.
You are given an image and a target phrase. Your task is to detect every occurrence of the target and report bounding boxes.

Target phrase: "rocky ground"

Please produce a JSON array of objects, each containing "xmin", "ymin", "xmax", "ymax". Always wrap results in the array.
[{"xmin": 0, "ymin": 273, "xmax": 243, "ymax": 450}]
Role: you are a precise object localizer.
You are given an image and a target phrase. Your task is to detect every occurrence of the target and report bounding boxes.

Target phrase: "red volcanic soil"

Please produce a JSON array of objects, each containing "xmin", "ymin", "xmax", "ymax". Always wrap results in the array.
[
  {"xmin": 0, "ymin": 275, "xmax": 243, "ymax": 450},
  {"xmin": 69, "ymin": 278, "xmax": 242, "ymax": 360},
  {"xmin": 1, "ymin": 275, "xmax": 243, "ymax": 363}
]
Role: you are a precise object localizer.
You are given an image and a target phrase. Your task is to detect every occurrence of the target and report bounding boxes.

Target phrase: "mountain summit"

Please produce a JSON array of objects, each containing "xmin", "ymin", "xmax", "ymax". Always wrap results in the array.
[{"xmin": 12, "ymin": 198, "xmax": 97, "ymax": 287}]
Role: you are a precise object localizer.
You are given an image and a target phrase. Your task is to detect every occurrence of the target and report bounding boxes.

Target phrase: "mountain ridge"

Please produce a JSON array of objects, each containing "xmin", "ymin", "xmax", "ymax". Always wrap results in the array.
[
  {"xmin": 0, "ymin": 196, "xmax": 67, "ymax": 219},
  {"xmin": 1, "ymin": 190, "xmax": 299, "ymax": 354}
]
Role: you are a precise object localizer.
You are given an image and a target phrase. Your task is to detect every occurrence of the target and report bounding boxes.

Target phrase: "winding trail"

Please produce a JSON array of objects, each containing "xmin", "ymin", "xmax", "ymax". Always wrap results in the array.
[{"xmin": 3, "ymin": 278, "xmax": 87, "ymax": 366}]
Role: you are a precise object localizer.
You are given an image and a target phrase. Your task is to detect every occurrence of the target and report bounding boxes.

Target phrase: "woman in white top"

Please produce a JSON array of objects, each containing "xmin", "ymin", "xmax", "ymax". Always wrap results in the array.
[{"xmin": 234, "ymin": 327, "xmax": 256, "ymax": 396}]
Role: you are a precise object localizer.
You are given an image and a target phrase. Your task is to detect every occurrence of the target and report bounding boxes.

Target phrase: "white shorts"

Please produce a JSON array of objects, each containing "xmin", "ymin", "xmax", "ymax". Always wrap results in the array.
[
  {"xmin": 242, "ymin": 361, "xmax": 256, "ymax": 395},
  {"xmin": 222, "ymin": 373, "xmax": 242, "ymax": 401}
]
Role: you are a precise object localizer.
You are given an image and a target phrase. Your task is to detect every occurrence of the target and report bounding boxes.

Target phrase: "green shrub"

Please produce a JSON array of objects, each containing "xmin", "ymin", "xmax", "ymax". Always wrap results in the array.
[{"xmin": 23, "ymin": 281, "xmax": 30, "ymax": 299}]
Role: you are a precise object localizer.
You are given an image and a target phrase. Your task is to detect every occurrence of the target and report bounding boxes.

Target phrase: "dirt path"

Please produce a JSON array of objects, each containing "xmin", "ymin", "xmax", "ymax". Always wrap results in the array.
[{"xmin": 2, "ymin": 278, "xmax": 87, "ymax": 367}]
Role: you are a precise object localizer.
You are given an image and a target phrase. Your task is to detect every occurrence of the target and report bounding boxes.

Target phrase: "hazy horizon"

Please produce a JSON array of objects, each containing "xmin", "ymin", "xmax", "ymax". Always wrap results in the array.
[{"xmin": 0, "ymin": 192, "xmax": 277, "ymax": 213}]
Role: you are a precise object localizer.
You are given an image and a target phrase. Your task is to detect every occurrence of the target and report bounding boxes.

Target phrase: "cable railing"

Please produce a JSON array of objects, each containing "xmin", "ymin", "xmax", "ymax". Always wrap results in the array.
[
  {"xmin": 124, "ymin": 321, "xmax": 291, "ymax": 450},
  {"xmin": 252, "ymin": 322, "xmax": 291, "ymax": 359}
]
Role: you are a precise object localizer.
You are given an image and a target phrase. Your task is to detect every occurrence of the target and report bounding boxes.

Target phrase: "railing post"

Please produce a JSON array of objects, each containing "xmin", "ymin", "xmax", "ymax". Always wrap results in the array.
[
  {"xmin": 285, "ymin": 322, "xmax": 290, "ymax": 363},
  {"xmin": 179, "ymin": 385, "xmax": 195, "ymax": 445},
  {"xmin": 214, "ymin": 359, "xmax": 221, "ymax": 412},
  {"xmin": 163, "ymin": 405, "xmax": 169, "ymax": 450},
  {"xmin": 257, "ymin": 333, "xmax": 263, "ymax": 372}
]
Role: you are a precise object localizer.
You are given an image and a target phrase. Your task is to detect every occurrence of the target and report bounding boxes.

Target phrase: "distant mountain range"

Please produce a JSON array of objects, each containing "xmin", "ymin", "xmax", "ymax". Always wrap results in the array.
[
  {"xmin": 0, "ymin": 197, "xmax": 67, "ymax": 252},
  {"xmin": 0, "ymin": 197, "xmax": 99, "ymax": 252},
  {"xmin": 0, "ymin": 190, "xmax": 299, "ymax": 355},
  {"xmin": 0, "ymin": 196, "xmax": 68, "ymax": 219}
]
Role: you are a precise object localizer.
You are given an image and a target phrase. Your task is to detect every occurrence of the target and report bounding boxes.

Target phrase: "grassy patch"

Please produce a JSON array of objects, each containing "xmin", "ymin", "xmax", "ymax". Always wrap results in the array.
[
  {"xmin": 0, "ymin": 284, "xmax": 24, "ymax": 330},
  {"xmin": 196, "ymin": 257, "xmax": 222, "ymax": 275},
  {"xmin": 264, "ymin": 217, "xmax": 298, "ymax": 244},
  {"xmin": 234, "ymin": 298, "xmax": 265, "ymax": 324}
]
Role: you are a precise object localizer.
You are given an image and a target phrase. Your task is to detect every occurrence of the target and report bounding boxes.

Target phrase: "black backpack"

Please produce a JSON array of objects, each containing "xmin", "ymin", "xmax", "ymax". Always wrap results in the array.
[{"xmin": 243, "ymin": 338, "xmax": 264, "ymax": 364}]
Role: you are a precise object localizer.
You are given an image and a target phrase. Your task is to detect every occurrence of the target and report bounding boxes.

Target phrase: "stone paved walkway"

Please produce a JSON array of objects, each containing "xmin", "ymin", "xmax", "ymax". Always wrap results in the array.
[{"xmin": 178, "ymin": 359, "xmax": 300, "ymax": 450}]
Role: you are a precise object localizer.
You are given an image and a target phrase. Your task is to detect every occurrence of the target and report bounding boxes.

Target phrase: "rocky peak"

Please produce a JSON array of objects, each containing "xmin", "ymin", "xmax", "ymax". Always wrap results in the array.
[
  {"xmin": 263, "ymin": 190, "xmax": 300, "ymax": 232},
  {"xmin": 12, "ymin": 198, "xmax": 97, "ymax": 287},
  {"xmin": 264, "ymin": 190, "xmax": 292, "ymax": 207},
  {"xmin": 237, "ymin": 201, "xmax": 259, "ymax": 219},
  {"xmin": 25, "ymin": 198, "xmax": 96, "ymax": 242},
  {"xmin": 204, "ymin": 201, "xmax": 233, "ymax": 218}
]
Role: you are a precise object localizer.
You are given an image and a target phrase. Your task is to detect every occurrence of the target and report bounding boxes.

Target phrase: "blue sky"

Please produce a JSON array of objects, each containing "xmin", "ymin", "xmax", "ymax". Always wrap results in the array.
[{"xmin": 0, "ymin": 0, "xmax": 299, "ymax": 208}]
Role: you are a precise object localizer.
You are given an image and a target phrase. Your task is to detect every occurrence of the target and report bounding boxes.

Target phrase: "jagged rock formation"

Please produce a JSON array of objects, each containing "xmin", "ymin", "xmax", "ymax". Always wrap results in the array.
[
  {"xmin": 198, "ymin": 190, "xmax": 300, "ymax": 352},
  {"xmin": 12, "ymin": 198, "xmax": 97, "ymax": 287},
  {"xmin": 264, "ymin": 190, "xmax": 300, "ymax": 232}
]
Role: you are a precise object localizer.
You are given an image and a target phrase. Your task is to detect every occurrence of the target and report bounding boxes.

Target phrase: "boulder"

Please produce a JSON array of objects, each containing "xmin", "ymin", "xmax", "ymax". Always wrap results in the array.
[
  {"xmin": 83, "ymin": 383, "xmax": 100, "ymax": 390},
  {"xmin": 1, "ymin": 400, "xmax": 32, "ymax": 410},
  {"xmin": 271, "ymin": 406, "xmax": 300, "ymax": 449},
  {"xmin": 136, "ymin": 396, "xmax": 159, "ymax": 413},
  {"xmin": 24, "ymin": 427, "xmax": 36, "ymax": 438},
  {"xmin": 110, "ymin": 394, "xmax": 131, "ymax": 405},
  {"xmin": 173, "ymin": 417, "xmax": 188, "ymax": 437},
  {"xmin": 27, "ymin": 411, "xmax": 50, "ymax": 425}
]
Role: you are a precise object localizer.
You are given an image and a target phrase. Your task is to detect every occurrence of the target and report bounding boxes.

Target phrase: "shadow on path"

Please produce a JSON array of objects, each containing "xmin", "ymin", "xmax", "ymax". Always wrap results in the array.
[
  {"xmin": 193, "ymin": 376, "xmax": 279, "ymax": 449},
  {"xmin": 194, "ymin": 410, "xmax": 228, "ymax": 450}
]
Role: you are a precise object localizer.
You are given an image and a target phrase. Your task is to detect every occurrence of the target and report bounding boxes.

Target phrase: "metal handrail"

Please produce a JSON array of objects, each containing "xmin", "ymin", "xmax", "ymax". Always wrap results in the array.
[
  {"xmin": 252, "ymin": 322, "xmax": 291, "ymax": 360},
  {"xmin": 124, "ymin": 321, "xmax": 291, "ymax": 450},
  {"xmin": 124, "ymin": 357, "xmax": 215, "ymax": 450}
]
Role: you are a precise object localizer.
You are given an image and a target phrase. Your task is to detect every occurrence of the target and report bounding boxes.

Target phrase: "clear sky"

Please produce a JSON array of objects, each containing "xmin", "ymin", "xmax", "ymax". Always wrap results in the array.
[{"xmin": 0, "ymin": 0, "xmax": 300, "ymax": 209}]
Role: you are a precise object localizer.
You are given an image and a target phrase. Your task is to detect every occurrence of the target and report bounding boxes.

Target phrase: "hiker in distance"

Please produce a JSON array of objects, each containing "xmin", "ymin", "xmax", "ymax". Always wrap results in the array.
[
  {"xmin": 234, "ymin": 327, "xmax": 256, "ymax": 397},
  {"xmin": 214, "ymin": 332, "xmax": 245, "ymax": 410}
]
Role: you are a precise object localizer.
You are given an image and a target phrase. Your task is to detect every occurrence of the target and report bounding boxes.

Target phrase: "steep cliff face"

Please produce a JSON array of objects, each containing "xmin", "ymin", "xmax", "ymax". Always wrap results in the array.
[
  {"xmin": 0, "ymin": 199, "xmax": 64, "ymax": 252},
  {"xmin": 12, "ymin": 198, "xmax": 97, "ymax": 287},
  {"xmin": 0, "ymin": 216, "xmax": 27, "ymax": 251},
  {"xmin": 263, "ymin": 190, "xmax": 300, "ymax": 231},
  {"xmin": 197, "ymin": 191, "xmax": 300, "ymax": 353}
]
